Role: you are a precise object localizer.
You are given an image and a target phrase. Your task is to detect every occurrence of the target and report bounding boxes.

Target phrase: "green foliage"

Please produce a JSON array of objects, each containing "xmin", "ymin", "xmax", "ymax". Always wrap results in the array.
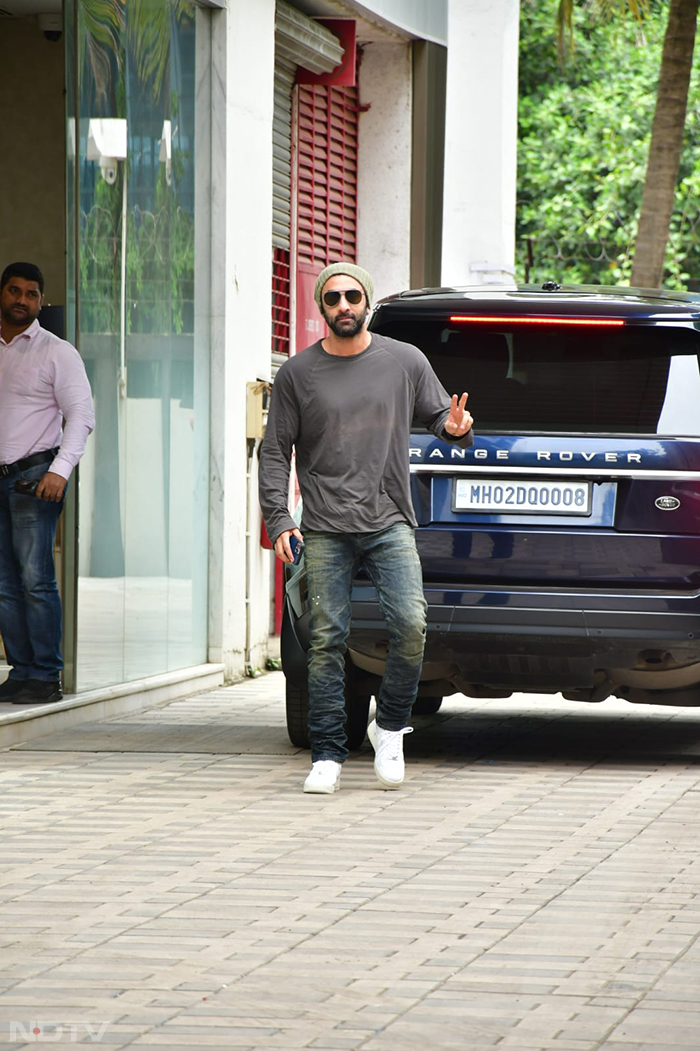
[
  {"xmin": 127, "ymin": 0, "xmax": 194, "ymax": 101},
  {"xmin": 79, "ymin": 0, "xmax": 193, "ymax": 105},
  {"xmin": 555, "ymin": 0, "xmax": 649, "ymax": 65},
  {"xmin": 126, "ymin": 165, "xmax": 195, "ymax": 336},
  {"xmin": 79, "ymin": 177, "xmax": 121, "ymax": 333},
  {"xmin": 79, "ymin": 0, "xmax": 124, "ymax": 108},
  {"xmin": 79, "ymin": 153, "xmax": 194, "ymax": 336},
  {"xmin": 518, "ymin": 0, "xmax": 700, "ymax": 288},
  {"xmin": 78, "ymin": 0, "xmax": 195, "ymax": 335}
]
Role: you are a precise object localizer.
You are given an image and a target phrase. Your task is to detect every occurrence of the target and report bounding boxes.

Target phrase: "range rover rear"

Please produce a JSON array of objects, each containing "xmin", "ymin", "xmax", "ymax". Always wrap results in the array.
[{"xmin": 282, "ymin": 284, "xmax": 700, "ymax": 748}]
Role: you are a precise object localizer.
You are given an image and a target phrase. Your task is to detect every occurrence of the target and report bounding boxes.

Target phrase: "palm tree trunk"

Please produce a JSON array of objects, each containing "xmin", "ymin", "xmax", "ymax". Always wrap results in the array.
[{"xmin": 631, "ymin": 0, "xmax": 699, "ymax": 288}]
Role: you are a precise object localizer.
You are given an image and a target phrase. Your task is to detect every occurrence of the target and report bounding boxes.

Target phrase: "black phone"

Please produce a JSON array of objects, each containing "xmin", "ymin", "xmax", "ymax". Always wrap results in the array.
[
  {"xmin": 14, "ymin": 479, "xmax": 39, "ymax": 495},
  {"xmin": 289, "ymin": 536, "xmax": 305, "ymax": 564}
]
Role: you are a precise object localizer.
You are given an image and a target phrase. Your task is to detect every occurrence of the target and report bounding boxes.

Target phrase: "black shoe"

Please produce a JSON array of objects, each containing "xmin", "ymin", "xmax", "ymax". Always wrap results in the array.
[
  {"xmin": 0, "ymin": 677, "xmax": 28, "ymax": 701},
  {"xmin": 12, "ymin": 679, "xmax": 63, "ymax": 704}
]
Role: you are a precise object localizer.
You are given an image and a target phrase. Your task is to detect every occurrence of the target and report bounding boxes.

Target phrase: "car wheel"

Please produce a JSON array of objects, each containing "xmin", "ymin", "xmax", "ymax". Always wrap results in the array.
[
  {"xmin": 412, "ymin": 696, "xmax": 443, "ymax": 715},
  {"xmin": 285, "ymin": 669, "xmax": 371, "ymax": 750},
  {"xmin": 285, "ymin": 680, "xmax": 310, "ymax": 748}
]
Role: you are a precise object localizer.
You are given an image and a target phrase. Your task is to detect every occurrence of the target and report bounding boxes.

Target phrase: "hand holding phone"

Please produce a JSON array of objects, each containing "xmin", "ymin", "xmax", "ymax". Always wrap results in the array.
[{"xmin": 289, "ymin": 535, "xmax": 305, "ymax": 564}]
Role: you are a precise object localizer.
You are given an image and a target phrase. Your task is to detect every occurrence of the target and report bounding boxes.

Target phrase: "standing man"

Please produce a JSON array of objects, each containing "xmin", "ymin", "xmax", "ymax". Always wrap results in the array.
[
  {"xmin": 259, "ymin": 262, "xmax": 473, "ymax": 794},
  {"xmin": 0, "ymin": 262, "xmax": 95, "ymax": 704}
]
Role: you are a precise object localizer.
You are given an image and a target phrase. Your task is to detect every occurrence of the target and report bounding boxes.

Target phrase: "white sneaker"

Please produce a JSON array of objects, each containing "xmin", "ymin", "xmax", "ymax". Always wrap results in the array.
[
  {"xmin": 304, "ymin": 760, "xmax": 342, "ymax": 794},
  {"xmin": 367, "ymin": 719, "xmax": 413, "ymax": 789}
]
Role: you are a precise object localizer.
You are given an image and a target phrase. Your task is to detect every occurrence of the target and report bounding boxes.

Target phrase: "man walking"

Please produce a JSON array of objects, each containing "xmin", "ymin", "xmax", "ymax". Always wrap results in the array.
[
  {"xmin": 259, "ymin": 262, "xmax": 473, "ymax": 793},
  {"xmin": 0, "ymin": 262, "xmax": 95, "ymax": 704}
]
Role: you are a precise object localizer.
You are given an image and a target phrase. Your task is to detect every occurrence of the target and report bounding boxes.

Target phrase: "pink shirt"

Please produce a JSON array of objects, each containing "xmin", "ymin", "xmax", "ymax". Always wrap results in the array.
[{"xmin": 0, "ymin": 319, "xmax": 95, "ymax": 480}]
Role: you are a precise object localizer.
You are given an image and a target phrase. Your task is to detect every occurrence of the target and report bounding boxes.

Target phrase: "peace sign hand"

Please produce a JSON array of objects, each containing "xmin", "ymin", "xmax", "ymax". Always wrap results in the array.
[{"xmin": 444, "ymin": 392, "xmax": 473, "ymax": 437}]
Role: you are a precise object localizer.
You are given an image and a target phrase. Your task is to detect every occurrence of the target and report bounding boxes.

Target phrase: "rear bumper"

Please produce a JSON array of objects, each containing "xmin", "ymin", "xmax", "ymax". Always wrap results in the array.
[
  {"xmin": 282, "ymin": 574, "xmax": 700, "ymax": 696},
  {"xmin": 349, "ymin": 584, "xmax": 700, "ymax": 693},
  {"xmin": 353, "ymin": 582, "xmax": 700, "ymax": 638}
]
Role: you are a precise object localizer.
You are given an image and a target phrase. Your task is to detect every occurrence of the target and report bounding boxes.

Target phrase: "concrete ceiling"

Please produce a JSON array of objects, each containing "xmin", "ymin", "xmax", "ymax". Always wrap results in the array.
[
  {"xmin": 0, "ymin": 0, "xmax": 402, "ymax": 42},
  {"xmin": 290, "ymin": 0, "xmax": 407, "ymax": 43},
  {"xmin": 0, "ymin": 0, "xmax": 406, "ymax": 43},
  {"xmin": 0, "ymin": 0, "xmax": 61, "ymax": 14}
]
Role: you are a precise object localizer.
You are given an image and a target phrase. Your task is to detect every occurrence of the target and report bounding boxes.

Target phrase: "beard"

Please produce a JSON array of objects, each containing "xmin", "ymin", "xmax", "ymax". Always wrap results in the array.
[
  {"xmin": 323, "ymin": 304, "xmax": 369, "ymax": 339},
  {"xmin": 1, "ymin": 303, "xmax": 37, "ymax": 326}
]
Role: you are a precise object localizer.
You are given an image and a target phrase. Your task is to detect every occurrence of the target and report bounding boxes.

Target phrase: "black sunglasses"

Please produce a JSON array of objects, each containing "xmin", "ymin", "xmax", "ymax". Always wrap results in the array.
[{"xmin": 322, "ymin": 288, "xmax": 364, "ymax": 307}]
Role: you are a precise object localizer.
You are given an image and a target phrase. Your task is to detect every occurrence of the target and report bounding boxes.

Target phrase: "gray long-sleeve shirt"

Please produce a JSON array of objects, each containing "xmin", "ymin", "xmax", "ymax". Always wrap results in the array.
[{"xmin": 258, "ymin": 333, "xmax": 473, "ymax": 543}]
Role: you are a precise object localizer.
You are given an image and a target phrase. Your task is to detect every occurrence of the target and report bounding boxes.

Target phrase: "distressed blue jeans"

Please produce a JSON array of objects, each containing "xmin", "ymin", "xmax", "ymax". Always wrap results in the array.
[
  {"xmin": 0, "ymin": 462, "xmax": 65, "ymax": 682},
  {"xmin": 304, "ymin": 522, "xmax": 427, "ymax": 763}
]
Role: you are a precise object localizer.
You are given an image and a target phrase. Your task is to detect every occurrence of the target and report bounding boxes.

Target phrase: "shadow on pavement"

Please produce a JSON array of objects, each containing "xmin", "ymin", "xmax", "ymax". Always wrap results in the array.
[
  {"xmin": 406, "ymin": 702, "xmax": 700, "ymax": 765},
  {"xmin": 15, "ymin": 690, "xmax": 700, "ymax": 767}
]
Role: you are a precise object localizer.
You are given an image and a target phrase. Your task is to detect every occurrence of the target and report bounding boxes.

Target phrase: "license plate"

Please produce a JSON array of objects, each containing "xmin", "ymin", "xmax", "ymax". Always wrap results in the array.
[{"xmin": 454, "ymin": 477, "xmax": 592, "ymax": 514}]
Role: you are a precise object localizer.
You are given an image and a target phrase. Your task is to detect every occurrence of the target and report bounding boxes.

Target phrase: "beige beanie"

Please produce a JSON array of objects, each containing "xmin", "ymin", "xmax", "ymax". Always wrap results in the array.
[{"xmin": 314, "ymin": 261, "xmax": 374, "ymax": 310}]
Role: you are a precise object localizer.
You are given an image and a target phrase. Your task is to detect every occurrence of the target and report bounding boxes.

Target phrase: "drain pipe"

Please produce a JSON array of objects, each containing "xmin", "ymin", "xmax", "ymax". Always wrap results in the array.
[
  {"xmin": 244, "ymin": 381, "xmax": 270, "ymax": 675},
  {"xmin": 245, "ymin": 436, "xmax": 256, "ymax": 675}
]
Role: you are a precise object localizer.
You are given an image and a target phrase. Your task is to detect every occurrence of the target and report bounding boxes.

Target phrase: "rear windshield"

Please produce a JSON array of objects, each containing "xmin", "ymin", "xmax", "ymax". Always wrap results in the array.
[{"xmin": 371, "ymin": 316, "xmax": 700, "ymax": 436}]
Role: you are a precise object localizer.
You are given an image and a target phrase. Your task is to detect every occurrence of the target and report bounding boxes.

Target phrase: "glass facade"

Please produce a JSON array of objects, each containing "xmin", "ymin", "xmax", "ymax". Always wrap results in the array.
[{"xmin": 66, "ymin": 0, "xmax": 210, "ymax": 690}]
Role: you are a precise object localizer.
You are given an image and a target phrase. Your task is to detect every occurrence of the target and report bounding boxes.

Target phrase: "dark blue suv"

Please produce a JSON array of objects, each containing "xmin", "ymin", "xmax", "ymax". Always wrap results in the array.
[{"xmin": 282, "ymin": 284, "xmax": 700, "ymax": 748}]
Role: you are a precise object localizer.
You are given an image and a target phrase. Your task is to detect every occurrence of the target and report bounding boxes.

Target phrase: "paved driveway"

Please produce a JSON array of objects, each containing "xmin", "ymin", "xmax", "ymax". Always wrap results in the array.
[{"xmin": 2, "ymin": 674, "xmax": 700, "ymax": 1049}]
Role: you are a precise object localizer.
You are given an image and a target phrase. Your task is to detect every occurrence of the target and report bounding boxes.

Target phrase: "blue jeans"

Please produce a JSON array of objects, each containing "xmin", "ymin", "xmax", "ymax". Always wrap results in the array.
[
  {"xmin": 304, "ymin": 522, "xmax": 427, "ymax": 763},
  {"xmin": 0, "ymin": 462, "xmax": 66, "ymax": 682}
]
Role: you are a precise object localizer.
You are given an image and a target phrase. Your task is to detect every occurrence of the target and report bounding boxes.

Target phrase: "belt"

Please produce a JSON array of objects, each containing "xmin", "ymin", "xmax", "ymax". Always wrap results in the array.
[{"xmin": 0, "ymin": 447, "xmax": 60, "ymax": 478}]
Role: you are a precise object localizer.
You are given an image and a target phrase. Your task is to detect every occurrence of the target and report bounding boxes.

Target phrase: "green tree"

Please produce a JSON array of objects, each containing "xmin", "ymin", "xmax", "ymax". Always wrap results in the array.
[
  {"xmin": 631, "ymin": 0, "xmax": 700, "ymax": 286},
  {"xmin": 80, "ymin": 0, "xmax": 193, "ymax": 103},
  {"xmin": 556, "ymin": 0, "xmax": 649, "ymax": 60},
  {"xmin": 79, "ymin": 0, "xmax": 124, "ymax": 107},
  {"xmin": 519, "ymin": 2, "xmax": 700, "ymax": 288},
  {"xmin": 518, "ymin": 3, "xmax": 659, "ymax": 284},
  {"xmin": 555, "ymin": 0, "xmax": 700, "ymax": 288},
  {"xmin": 78, "ymin": 0, "xmax": 195, "ymax": 335}
]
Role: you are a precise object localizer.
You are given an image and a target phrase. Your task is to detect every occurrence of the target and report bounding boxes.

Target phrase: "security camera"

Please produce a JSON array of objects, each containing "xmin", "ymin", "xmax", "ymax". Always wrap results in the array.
[
  {"xmin": 38, "ymin": 13, "xmax": 62, "ymax": 41},
  {"xmin": 86, "ymin": 119, "xmax": 127, "ymax": 183},
  {"xmin": 99, "ymin": 159, "xmax": 118, "ymax": 185}
]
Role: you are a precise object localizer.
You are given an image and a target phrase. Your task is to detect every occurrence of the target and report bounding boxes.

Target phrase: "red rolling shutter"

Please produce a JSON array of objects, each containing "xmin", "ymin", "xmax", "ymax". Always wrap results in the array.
[
  {"xmin": 271, "ymin": 5, "xmax": 344, "ymax": 367},
  {"xmin": 296, "ymin": 83, "xmax": 359, "ymax": 268},
  {"xmin": 271, "ymin": 247, "xmax": 291, "ymax": 358},
  {"xmin": 294, "ymin": 81, "xmax": 359, "ymax": 357}
]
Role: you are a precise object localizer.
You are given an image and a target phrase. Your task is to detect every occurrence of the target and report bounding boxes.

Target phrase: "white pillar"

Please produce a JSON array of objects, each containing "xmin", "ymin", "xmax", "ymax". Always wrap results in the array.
[
  {"xmin": 357, "ymin": 41, "xmax": 413, "ymax": 302},
  {"xmin": 441, "ymin": 0, "xmax": 520, "ymax": 286},
  {"xmin": 208, "ymin": 0, "xmax": 275, "ymax": 681}
]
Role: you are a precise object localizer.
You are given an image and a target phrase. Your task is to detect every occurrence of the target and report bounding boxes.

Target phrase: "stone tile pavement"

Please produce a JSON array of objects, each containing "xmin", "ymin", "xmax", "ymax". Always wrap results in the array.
[{"xmin": 2, "ymin": 673, "xmax": 700, "ymax": 1048}]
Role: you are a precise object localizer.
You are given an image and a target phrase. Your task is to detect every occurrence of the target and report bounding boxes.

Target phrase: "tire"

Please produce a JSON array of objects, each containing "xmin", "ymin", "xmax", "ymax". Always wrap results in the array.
[
  {"xmin": 280, "ymin": 597, "xmax": 309, "ymax": 686},
  {"xmin": 284, "ymin": 665, "xmax": 371, "ymax": 751},
  {"xmin": 286, "ymin": 679, "xmax": 310, "ymax": 748},
  {"xmin": 412, "ymin": 695, "xmax": 443, "ymax": 715}
]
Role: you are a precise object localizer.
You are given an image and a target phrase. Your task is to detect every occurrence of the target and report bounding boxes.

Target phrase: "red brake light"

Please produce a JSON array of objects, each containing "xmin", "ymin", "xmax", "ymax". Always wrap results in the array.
[{"xmin": 448, "ymin": 315, "xmax": 625, "ymax": 327}]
